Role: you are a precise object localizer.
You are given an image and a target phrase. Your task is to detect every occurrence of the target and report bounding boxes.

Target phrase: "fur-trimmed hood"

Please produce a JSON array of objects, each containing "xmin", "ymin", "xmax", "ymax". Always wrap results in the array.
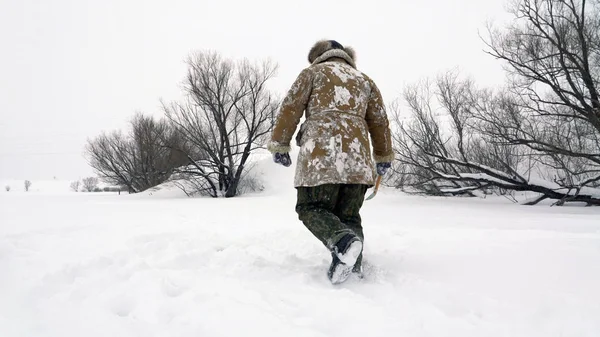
[{"xmin": 308, "ymin": 40, "xmax": 356, "ymax": 68}]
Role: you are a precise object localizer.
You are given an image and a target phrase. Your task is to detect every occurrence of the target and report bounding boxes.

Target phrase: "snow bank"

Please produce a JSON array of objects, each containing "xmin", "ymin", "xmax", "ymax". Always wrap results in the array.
[
  {"xmin": 1, "ymin": 189, "xmax": 599, "ymax": 337},
  {"xmin": 143, "ymin": 150, "xmax": 299, "ymax": 199}
]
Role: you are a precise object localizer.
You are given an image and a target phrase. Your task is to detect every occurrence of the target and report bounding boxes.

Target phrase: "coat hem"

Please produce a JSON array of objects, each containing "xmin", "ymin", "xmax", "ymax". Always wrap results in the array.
[{"xmin": 294, "ymin": 180, "xmax": 375, "ymax": 189}]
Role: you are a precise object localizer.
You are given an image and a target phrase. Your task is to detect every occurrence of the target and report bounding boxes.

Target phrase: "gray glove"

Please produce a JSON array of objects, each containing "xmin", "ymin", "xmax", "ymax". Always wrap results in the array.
[
  {"xmin": 376, "ymin": 162, "xmax": 391, "ymax": 176},
  {"xmin": 273, "ymin": 152, "xmax": 292, "ymax": 167}
]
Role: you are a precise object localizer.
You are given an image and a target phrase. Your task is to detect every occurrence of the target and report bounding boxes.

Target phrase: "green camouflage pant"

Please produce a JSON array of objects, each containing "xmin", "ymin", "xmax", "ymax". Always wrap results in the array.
[{"xmin": 295, "ymin": 184, "xmax": 369, "ymax": 268}]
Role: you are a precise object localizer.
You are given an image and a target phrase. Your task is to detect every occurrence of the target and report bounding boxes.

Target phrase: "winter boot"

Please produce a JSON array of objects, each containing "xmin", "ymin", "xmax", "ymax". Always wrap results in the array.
[
  {"xmin": 327, "ymin": 234, "xmax": 363, "ymax": 284},
  {"xmin": 328, "ymin": 253, "xmax": 352, "ymax": 284},
  {"xmin": 332, "ymin": 233, "xmax": 363, "ymax": 266}
]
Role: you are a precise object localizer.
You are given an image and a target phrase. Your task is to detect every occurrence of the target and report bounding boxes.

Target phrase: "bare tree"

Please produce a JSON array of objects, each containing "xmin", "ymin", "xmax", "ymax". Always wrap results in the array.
[
  {"xmin": 86, "ymin": 113, "xmax": 189, "ymax": 193},
  {"xmin": 393, "ymin": 71, "xmax": 600, "ymax": 205},
  {"xmin": 393, "ymin": 0, "xmax": 600, "ymax": 205},
  {"xmin": 164, "ymin": 52, "xmax": 279, "ymax": 197},
  {"xmin": 393, "ymin": 73, "xmax": 526, "ymax": 196},
  {"xmin": 82, "ymin": 177, "xmax": 98, "ymax": 192},
  {"xmin": 24, "ymin": 180, "xmax": 32, "ymax": 192},
  {"xmin": 70, "ymin": 180, "xmax": 80, "ymax": 192},
  {"xmin": 478, "ymin": 0, "xmax": 600, "ymax": 204}
]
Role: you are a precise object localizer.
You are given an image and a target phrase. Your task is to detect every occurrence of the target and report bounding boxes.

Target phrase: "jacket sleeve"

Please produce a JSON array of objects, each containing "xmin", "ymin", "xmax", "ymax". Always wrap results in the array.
[
  {"xmin": 365, "ymin": 77, "xmax": 395, "ymax": 163},
  {"xmin": 268, "ymin": 68, "xmax": 313, "ymax": 154}
]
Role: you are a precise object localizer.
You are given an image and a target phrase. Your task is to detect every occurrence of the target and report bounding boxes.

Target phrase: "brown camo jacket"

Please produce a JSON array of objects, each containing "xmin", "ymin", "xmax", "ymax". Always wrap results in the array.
[{"xmin": 269, "ymin": 58, "xmax": 394, "ymax": 187}]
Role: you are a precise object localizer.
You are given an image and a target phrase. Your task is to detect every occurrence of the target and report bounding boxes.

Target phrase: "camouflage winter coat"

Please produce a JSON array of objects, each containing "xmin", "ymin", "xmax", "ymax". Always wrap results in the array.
[{"xmin": 268, "ymin": 48, "xmax": 394, "ymax": 187}]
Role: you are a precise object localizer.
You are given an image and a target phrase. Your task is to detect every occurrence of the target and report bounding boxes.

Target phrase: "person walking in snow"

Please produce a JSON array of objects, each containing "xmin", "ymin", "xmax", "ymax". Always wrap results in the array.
[{"xmin": 268, "ymin": 40, "xmax": 394, "ymax": 284}]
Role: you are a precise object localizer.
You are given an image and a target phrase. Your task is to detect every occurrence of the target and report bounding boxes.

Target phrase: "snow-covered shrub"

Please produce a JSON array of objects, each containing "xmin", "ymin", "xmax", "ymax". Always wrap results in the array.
[{"xmin": 70, "ymin": 180, "xmax": 80, "ymax": 192}]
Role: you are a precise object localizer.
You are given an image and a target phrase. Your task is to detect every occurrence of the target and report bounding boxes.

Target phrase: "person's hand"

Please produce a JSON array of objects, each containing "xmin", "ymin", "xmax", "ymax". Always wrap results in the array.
[
  {"xmin": 273, "ymin": 152, "xmax": 292, "ymax": 167},
  {"xmin": 376, "ymin": 162, "xmax": 391, "ymax": 176}
]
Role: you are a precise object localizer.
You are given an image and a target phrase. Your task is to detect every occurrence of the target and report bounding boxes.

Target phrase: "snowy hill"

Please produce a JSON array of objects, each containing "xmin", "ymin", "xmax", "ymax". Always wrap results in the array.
[{"xmin": 1, "ymin": 159, "xmax": 600, "ymax": 337}]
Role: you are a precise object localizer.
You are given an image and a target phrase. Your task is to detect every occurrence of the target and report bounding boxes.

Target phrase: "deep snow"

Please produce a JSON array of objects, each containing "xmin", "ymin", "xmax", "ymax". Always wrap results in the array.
[{"xmin": 1, "ymin": 167, "xmax": 599, "ymax": 337}]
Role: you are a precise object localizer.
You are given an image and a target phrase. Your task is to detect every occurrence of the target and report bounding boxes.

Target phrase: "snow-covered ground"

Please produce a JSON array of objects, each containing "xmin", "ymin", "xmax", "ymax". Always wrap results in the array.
[{"xmin": 1, "ymin": 170, "xmax": 599, "ymax": 336}]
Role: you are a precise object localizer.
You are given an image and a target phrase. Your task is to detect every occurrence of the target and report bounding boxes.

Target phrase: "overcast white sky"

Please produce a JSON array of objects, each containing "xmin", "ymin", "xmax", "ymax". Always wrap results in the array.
[{"xmin": 0, "ymin": 0, "xmax": 511, "ymax": 180}]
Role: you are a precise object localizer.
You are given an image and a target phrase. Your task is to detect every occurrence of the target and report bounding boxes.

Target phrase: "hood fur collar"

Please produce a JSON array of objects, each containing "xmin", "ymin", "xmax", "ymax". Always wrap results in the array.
[{"xmin": 311, "ymin": 49, "xmax": 356, "ymax": 69}]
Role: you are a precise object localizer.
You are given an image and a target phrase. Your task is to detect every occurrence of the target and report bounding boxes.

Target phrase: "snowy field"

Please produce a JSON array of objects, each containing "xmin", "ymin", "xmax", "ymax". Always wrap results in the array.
[{"xmin": 1, "ymin": 174, "xmax": 600, "ymax": 336}]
